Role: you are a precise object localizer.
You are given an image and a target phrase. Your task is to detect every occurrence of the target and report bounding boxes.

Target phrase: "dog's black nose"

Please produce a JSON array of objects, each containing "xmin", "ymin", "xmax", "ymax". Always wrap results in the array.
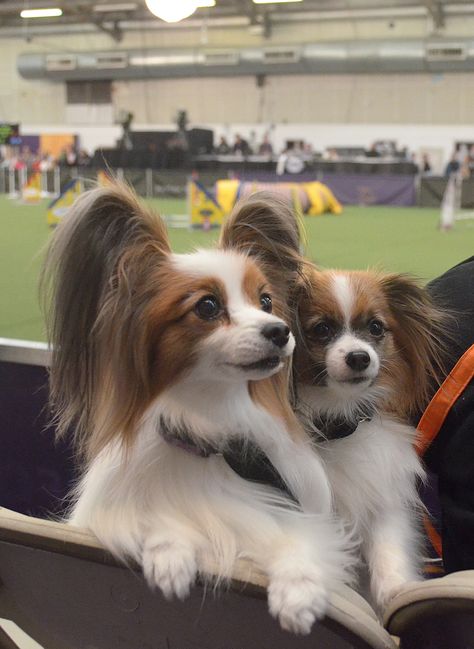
[
  {"xmin": 345, "ymin": 351, "xmax": 371, "ymax": 372},
  {"xmin": 261, "ymin": 323, "xmax": 290, "ymax": 348}
]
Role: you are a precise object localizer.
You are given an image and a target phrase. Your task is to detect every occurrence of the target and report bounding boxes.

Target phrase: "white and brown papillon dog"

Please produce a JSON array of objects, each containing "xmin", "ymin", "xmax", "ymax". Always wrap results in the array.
[
  {"xmin": 42, "ymin": 184, "xmax": 353, "ymax": 635},
  {"xmin": 292, "ymin": 266, "xmax": 446, "ymax": 612}
]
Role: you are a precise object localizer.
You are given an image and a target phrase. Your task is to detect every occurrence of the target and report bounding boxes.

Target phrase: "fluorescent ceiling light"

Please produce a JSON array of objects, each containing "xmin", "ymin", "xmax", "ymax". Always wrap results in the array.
[
  {"xmin": 20, "ymin": 7, "xmax": 63, "ymax": 18},
  {"xmin": 93, "ymin": 3, "xmax": 138, "ymax": 12},
  {"xmin": 198, "ymin": 0, "xmax": 216, "ymax": 6},
  {"xmin": 145, "ymin": 0, "xmax": 198, "ymax": 23},
  {"xmin": 253, "ymin": 0, "xmax": 302, "ymax": 4}
]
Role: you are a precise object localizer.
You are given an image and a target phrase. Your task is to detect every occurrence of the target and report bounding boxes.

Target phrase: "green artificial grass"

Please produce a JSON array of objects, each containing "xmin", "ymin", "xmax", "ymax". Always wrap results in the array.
[{"xmin": 1, "ymin": 195, "xmax": 473, "ymax": 342}]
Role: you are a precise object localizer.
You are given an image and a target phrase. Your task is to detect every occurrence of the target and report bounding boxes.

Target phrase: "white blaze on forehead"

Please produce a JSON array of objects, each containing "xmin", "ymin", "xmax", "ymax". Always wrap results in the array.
[
  {"xmin": 331, "ymin": 273, "xmax": 354, "ymax": 326},
  {"xmin": 171, "ymin": 249, "xmax": 249, "ymax": 306}
]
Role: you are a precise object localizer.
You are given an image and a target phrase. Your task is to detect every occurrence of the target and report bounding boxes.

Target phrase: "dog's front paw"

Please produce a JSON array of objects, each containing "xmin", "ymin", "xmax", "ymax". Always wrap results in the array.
[
  {"xmin": 142, "ymin": 540, "xmax": 197, "ymax": 601},
  {"xmin": 268, "ymin": 571, "xmax": 328, "ymax": 635}
]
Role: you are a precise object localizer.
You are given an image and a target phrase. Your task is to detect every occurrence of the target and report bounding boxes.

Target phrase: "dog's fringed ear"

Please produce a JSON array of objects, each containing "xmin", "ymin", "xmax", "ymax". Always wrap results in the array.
[
  {"xmin": 41, "ymin": 182, "xmax": 170, "ymax": 457},
  {"xmin": 380, "ymin": 273, "xmax": 448, "ymax": 417},
  {"xmin": 219, "ymin": 191, "xmax": 304, "ymax": 305}
]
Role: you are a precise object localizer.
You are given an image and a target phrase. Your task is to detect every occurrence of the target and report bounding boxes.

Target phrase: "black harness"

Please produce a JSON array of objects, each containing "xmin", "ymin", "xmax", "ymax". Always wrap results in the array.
[
  {"xmin": 159, "ymin": 407, "xmax": 372, "ymax": 501},
  {"xmin": 159, "ymin": 416, "xmax": 295, "ymax": 500},
  {"xmin": 310, "ymin": 406, "xmax": 375, "ymax": 442}
]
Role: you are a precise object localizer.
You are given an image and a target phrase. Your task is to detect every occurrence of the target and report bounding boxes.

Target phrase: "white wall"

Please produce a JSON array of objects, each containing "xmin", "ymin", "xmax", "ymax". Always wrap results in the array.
[
  {"xmin": 3, "ymin": 11, "xmax": 474, "ymax": 169},
  {"xmin": 112, "ymin": 72, "xmax": 474, "ymax": 127}
]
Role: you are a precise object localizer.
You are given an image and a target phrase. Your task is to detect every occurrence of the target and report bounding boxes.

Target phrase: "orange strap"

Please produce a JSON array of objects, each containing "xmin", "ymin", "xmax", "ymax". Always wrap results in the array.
[
  {"xmin": 417, "ymin": 344, "xmax": 474, "ymax": 458},
  {"xmin": 417, "ymin": 343, "xmax": 474, "ymax": 559},
  {"xmin": 423, "ymin": 516, "xmax": 443, "ymax": 558}
]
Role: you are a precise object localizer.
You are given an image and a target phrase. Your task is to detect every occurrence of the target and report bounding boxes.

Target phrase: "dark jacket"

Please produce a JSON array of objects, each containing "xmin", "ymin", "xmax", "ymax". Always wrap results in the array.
[{"xmin": 419, "ymin": 256, "xmax": 474, "ymax": 572}]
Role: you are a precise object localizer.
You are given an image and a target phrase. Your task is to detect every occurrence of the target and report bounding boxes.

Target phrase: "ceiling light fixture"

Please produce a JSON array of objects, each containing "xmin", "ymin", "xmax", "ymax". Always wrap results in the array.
[
  {"xmin": 145, "ymin": 0, "xmax": 198, "ymax": 23},
  {"xmin": 20, "ymin": 7, "xmax": 63, "ymax": 18},
  {"xmin": 253, "ymin": 0, "xmax": 302, "ymax": 4},
  {"xmin": 198, "ymin": 0, "xmax": 216, "ymax": 6},
  {"xmin": 93, "ymin": 3, "xmax": 138, "ymax": 12}
]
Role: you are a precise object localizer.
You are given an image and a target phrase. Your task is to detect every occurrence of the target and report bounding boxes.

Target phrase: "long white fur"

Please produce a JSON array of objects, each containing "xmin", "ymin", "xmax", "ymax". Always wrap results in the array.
[
  {"xmin": 69, "ymin": 250, "xmax": 353, "ymax": 635},
  {"xmin": 297, "ymin": 273, "xmax": 426, "ymax": 612}
]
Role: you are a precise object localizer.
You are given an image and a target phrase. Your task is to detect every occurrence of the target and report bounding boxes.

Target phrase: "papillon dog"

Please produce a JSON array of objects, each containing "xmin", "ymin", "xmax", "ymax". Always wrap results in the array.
[
  {"xmin": 292, "ymin": 266, "xmax": 446, "ymax": 612},
  {"xmin": 42, "ymin": 184, "xmax": 353, "ymax": 635}
]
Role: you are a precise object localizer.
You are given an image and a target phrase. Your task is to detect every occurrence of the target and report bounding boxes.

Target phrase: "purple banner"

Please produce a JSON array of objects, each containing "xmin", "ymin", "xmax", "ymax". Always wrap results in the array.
[
  {"xmin": 20, "ymin": 135, "xmax": 40, "ymax": 154},
  {"xmin": 238, "ymin": 171, "xmax": 416, "ymax": 206},
  {"xmin": 320, "ymin": 173, "xmax": 416, "ymax": 207}
]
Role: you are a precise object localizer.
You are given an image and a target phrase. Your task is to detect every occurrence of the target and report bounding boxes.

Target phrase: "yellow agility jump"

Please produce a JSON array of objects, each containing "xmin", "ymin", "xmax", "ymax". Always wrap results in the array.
[{"xmin": 189, "ymin": 178, "xmax": 342, "ymax": 228}]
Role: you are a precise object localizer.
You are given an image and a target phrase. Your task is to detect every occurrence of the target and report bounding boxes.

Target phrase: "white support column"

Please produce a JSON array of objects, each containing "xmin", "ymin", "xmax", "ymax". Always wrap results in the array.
[
  {"xmin": 145, "ymin": 168, "xmax": 153, "ymax": 198},
  {"xmin": 54, "ymin": 167, "xmax": 61, "ymax": 197},
  {"xmin": 8, "ymin": 169, "xmax": 16, "ymax": 198}
]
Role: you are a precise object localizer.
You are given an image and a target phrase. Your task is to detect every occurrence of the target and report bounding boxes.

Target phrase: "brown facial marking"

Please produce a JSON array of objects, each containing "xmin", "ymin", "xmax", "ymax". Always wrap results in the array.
[
  {"xmin": 242, "ymin": 256, "xmax": 289, "ymax": 321},
  {"xmin": 148, "ymin": 265, "xmax": 230, "ymax": 395},
  {"xmin": 295, "ymin": 269, "xmax": 395, "ymax": 387},
  {"xmin": 295, "ymin": 270, "xmax": 341, "ymax": 385},
  {"xmin": 299, "ymin": 270, "xmax": 345, "ymax": 332},
  {"xmin": 295, "ymin": 267, "xmax": 447, "ymax": 418},
  {"xmin": 242, "ymin": 259, "xmax": 269, "ymax": 308},
  {"xmin": 347, "ymin": 273, "xmax": 389, "ymax": 332}
]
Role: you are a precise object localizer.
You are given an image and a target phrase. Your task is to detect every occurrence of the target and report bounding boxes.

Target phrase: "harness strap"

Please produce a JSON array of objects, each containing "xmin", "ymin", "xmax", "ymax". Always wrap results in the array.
[
  {"xmin": 417, "ymin": 343, "xmax": 474, "ymax": 560},
  {"xmin": 417, "ymin": 344, "xmax": 474, "ymax": 457}
]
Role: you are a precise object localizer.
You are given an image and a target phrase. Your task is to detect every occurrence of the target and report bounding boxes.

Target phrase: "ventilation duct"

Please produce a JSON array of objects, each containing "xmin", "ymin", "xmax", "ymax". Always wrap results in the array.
[
  {"xmin": 95, "ymin": 52, "xmax": 128, "ymax": 69},
  {"xmin": 425, "ymin": 44, "xmax": 467, "ymax": 61},
  {"xmin": 17, "ymin": 40, "xmax": 474, "ymax": 81},
  {"xmin": 45, "ymin": 54, "xmax": 77, "ymax": 72},
  {"xmin": 202, "ymin": 50, "xmax": 239, "ymax": 66},
  {"xmin": 262, "ymin": 47, "xmax": 301, "ymax": 64}
]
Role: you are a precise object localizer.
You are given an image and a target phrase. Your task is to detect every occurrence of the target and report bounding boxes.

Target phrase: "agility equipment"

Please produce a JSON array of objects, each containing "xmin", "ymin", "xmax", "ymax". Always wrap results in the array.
[
  {"xmin": 439, "ymin": 172, "xmax": 474, "ymax": 230},
  {"xmin": 46, "ymin": 179, "xmax": 83, "ymax": 227},
  {"xmin": 21, "ymin": 171, "xmax": 41, "ymax": 204},
  {"xmin": 189, "ymin": 178, "xmax": 342, "ymax": 229},
  {"xmin": 97, "ymin": 169, "xmax": 114, "ymax": 187}
]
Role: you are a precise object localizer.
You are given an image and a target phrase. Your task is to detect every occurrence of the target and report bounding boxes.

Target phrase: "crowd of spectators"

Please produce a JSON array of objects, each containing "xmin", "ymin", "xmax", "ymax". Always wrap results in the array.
[
  {"xmin": 0, "ymin": 143, "xmax": 91, "ymax": 172},
  {"xmin": 443, "ymin": 144, "xmax": 474, "ymax": 178},
  {"xmin": 212, "ymin": 137, "xmax": 474, "ymax": 178},
  {"xmin": 2, "ymin": 136, "xmax": 472, "ymax": 178},
  {"xmin": 213, "ymin": 133, "xmax": 276, "ymax": 157}
]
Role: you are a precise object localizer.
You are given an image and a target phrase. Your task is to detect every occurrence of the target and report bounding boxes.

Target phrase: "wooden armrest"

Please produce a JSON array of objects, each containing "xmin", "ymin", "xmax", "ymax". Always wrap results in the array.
[{"xmin": 0, "ymin": 507, "xmax": 397, "ymax": 649}]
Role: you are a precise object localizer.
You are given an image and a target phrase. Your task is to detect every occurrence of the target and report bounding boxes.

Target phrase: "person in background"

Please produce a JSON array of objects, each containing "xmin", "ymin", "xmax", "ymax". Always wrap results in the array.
[
  {"xmin": 58, "ymin": 143, "xmax": 78, "ymax": 167},
  {"xmin": 365, "ymin": 142, "xmax": 380, "ymax": 158},
  {"xmin": 421, "ymin": 153, "xmax": 432, "ymax": 174},
  {"xmin": 323, "ymin": 147, "xmax": 339, "ymax": 161},
  {"xmin": 258, "ymin": 134, "xmax": 273, "ymax": 156},
  {"xmin": 77, "ymin": 149, "xmax": 91, "ymax": 167},
  {"xmin": 445, "ymin": 153, "xmax": 460, "ymax": 177},
  {"xmin": 214, "ymin": 136, "xmax": 230, "ymax": 155},
  {"xmin": 233, "ymin": 133, "xmax": 250, "ymax": 156},
  {"xmin": 37, "ymin": 153, "xmax": 55, "ymax": 172}
]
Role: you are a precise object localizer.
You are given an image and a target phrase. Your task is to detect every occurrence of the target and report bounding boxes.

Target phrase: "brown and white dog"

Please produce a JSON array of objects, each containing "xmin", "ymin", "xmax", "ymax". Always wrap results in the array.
[
  {"xmin": 293, "ymin": 266, "xmax": 446, "ymax": 611},
  {"xmin": 41, "ymin": 185, "xmax": 353, "ymax": 635}
]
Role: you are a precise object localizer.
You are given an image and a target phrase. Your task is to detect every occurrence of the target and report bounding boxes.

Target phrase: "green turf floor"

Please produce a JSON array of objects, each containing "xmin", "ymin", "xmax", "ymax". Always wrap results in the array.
[{"xmin": 1, "ymin": 195, "xmax": 473, "ymax": 342}]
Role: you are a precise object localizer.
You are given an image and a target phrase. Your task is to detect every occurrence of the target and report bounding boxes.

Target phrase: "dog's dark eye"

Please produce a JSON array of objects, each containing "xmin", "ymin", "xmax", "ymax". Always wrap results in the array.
[
  {"xmin": 195, "ymin": 295, "xmax": 221, "ymax": 320},
  {"xmin": 260, "ymin": 293, "xmax": 272, "ymax": 313},
  {"xmin": 368, "ymin": 318, "xmax": 385, "ymax": 338},
  {"xmin": 311, "ymin": 321, "xmax": 332, "ymax": 341}
]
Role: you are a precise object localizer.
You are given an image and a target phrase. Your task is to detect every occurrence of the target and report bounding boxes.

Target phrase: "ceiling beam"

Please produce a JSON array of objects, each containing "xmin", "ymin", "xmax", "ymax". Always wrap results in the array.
[
  {"xmin": 93, "ymin": 18, "xmax": 124, "ymax": 42},
  {"xmin": 424, "ymin": 1, "xmax": 445, "ymax": 29}
]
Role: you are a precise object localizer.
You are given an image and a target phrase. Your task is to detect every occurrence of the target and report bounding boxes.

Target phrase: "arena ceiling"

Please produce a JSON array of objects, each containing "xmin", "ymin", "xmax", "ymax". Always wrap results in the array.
[{"xmin": 1, "ymin": 1, "xmax": 473, "ymax": 40}]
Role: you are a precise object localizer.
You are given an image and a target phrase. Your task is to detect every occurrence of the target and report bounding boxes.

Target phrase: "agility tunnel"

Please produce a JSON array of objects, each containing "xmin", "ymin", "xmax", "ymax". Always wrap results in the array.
[{"xmin": 189, "ymin": 178, "xmax": 342, "ymax": 228}]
